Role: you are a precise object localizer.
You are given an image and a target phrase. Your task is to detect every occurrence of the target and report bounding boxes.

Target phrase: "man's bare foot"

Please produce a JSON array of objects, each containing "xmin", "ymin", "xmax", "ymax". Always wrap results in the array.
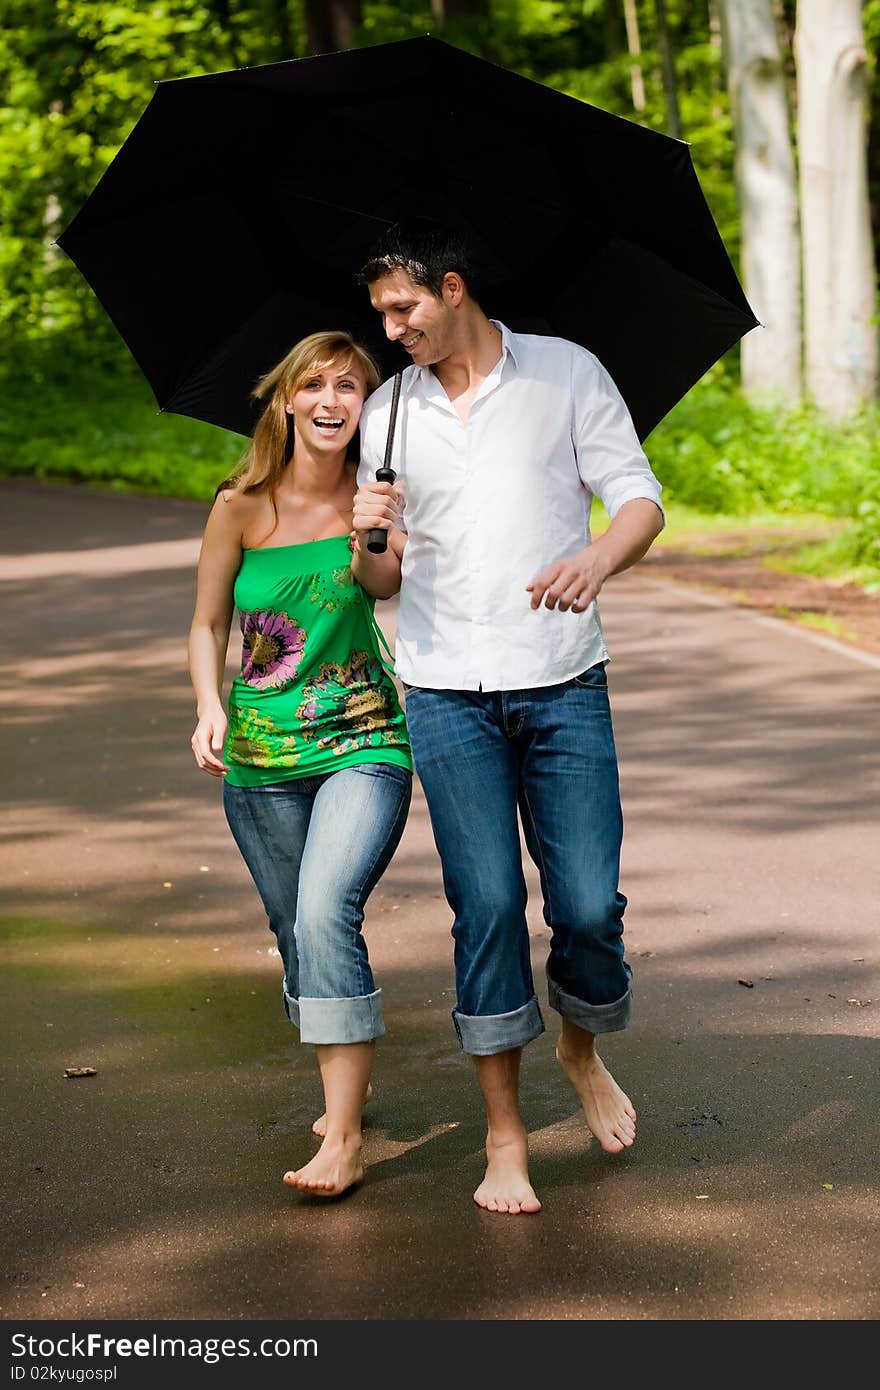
[
  {"xmin": 282, "ymin": 1136, "xmax": 364, "ymax": 1198},
  {"xmin": 556, "ymin": 1043, "xmax": 636, "ymax": 1153},
  {"xmin": 312, "ymin": 1081, "xmax": 373, "ymax": 1138},
  {"xmin": 473, "ymin": 1129, "xmax": 542, "ymax": 1215}
]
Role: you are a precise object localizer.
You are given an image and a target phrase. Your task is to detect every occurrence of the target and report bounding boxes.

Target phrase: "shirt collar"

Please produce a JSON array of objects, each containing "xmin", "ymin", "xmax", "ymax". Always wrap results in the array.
[{"xmin": 492, "ymin": 320, "xmax": 519, "ymax": 370}]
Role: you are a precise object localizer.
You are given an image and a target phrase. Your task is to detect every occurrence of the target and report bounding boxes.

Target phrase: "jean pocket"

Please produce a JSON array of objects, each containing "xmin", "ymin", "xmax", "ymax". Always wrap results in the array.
[{"xmin": 572, "ymin": 661, "xmax": 608, "ymax": 689}]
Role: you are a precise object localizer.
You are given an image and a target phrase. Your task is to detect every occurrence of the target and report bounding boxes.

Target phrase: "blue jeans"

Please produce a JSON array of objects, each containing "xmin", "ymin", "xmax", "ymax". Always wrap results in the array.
[
  {"xmin": 402, "ymin": 664, "xmax": 631, "ymax": 1055},
  {"xmin": 223, "ymin": 763, "xmax": 411, "ymax": 1045}
]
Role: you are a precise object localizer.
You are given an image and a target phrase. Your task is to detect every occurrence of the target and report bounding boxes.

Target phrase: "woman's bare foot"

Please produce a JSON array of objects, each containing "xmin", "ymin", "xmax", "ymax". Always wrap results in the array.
[
  {"xmin": 556, "ymin": 1041, "xmax": 636, "ymax": 1153},
  {"xmin": 282, "ymin": 1135, "xmax": 364, "ymax": 1197},
  {"xmin": 473, "ymin": 1128, "xmax": 542, "ymax": 1215},
  {"xmin": 312, "ymin": 1082, "xmax": 373, "ymax": 1138}
]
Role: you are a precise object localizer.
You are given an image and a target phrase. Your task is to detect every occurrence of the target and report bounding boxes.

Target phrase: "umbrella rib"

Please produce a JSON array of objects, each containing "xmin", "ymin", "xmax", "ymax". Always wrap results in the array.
[{"xmin": 286, "ymin": 191, "xmax": 398, "ymax": 226}]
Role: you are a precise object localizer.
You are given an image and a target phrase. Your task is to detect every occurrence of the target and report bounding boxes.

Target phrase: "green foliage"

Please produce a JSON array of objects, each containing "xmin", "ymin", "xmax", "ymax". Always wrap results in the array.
[
  {"xmin": 647, "ymin": 368, "xmax": 880, "ymax": 570},
  {"xmin": 0, "ymin": 332, "xmax": 243, "ymax": 498}
]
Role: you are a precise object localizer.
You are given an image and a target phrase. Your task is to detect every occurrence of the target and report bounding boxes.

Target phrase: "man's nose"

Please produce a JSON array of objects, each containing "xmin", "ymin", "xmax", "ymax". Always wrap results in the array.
[{"xmin": 385, "ymin": 316, "xmax": 405, "ymax": 341}]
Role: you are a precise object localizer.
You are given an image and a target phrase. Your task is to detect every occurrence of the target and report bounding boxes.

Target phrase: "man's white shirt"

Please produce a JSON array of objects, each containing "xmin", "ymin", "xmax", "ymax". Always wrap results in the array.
[{"xmin": 358, "ymin": 322, "xmax": 663, "ymax": 692}]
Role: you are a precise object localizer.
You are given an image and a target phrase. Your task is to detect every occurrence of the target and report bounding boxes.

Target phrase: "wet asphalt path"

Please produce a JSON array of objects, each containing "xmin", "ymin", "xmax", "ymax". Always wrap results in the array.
[{"xmin": 1, "ymin": 479, "xmax": 878, "ymax": 1320}]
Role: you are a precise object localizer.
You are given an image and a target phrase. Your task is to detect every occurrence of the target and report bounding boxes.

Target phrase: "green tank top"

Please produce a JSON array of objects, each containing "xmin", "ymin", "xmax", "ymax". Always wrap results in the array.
[{"xmin": 224, "ymin": 534, "xmax": 412, "ymax": 787}]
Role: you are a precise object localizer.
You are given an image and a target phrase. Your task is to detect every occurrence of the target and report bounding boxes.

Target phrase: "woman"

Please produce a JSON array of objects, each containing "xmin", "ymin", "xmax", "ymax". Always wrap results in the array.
[{"xmin": 188, "ymin": 331, "xmax": 412, "ymax": 1199}]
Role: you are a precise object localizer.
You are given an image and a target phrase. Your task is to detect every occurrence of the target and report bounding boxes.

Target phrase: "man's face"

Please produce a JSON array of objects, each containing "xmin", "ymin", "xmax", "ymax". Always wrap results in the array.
[{"xmin": 368, "ymin": 268, "xmax": 457, "ymax": 368}]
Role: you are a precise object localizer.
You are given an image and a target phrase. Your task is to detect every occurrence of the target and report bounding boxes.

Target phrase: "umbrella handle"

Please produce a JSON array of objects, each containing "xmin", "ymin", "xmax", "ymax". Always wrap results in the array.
[
  {"xmin": 367, "ymin": 466, "xmax": 397, "ymax": 553},
  {"xmin": 366, "ymin": 370, "xmax": 404, "ymax": 556}
]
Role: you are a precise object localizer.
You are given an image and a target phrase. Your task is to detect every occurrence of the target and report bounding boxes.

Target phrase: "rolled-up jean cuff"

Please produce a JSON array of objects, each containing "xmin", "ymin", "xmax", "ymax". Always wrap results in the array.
[
  {"xmin": 452, "ymin": 994, "xmax": 545, "ymax": 1055},
  {"xmin": 283, "ymin": 983, "xmax": 300, "ymax": 1030},
  {"xmin": 546, "ymin": 964, "xmax": 632, "ymax": 1034},
  {"xmin": 289, "ymin": 988, "xmax": 386, "ymax": 1044}
]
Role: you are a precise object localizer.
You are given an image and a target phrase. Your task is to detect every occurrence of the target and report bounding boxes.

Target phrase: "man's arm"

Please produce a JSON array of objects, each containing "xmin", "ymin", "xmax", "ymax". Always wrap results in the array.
[{"xmin": 528, "ymin": 351, "xmax": 664, "ymax": 612}]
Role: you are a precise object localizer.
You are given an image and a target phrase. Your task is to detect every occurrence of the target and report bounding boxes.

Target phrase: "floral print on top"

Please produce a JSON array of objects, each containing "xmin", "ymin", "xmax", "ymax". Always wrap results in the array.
[
  {"xmin": 227, "ymin": 705, "xmax": 300, "ymax": 768},
  {"xmin": 224, "ymin": 535, "xmax": 411, "ymax": 787},
  {"xmin": 297, "ymin": 651, "xmax": 410, "ymax": 757},
  {"xmin": 308, "ymin": 566, "xmax": 361, "ymax": 613},
  {"xmin": 240, "ymin": 610, "xmax": 307, "ymax": 689}
]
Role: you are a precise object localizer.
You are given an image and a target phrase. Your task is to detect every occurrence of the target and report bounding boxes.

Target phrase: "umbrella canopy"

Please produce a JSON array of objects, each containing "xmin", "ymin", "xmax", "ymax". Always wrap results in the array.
[{"xmin": 59, "ymin": 35, "xmax": 758, "ymax": 441}]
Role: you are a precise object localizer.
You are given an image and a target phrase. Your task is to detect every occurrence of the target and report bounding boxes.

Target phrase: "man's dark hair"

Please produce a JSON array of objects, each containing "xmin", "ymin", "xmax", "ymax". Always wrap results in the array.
[{"xmin": 359, "ymin": 219, "xmax": 483, "ymax": 303}]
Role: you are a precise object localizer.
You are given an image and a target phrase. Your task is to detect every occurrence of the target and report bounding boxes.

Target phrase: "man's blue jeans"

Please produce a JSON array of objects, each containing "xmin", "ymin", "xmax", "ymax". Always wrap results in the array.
[
  {"xmin": 223, "ymin": 763, "xmax": 411, "ymax": 1045},
  {"xmin": 402, "ymin": 664, "xmax": 631, "ymax": 1055}
]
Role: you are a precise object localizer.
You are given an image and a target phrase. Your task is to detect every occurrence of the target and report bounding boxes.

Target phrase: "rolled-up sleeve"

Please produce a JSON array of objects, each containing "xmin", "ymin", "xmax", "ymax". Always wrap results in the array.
[{"xmin": 572, "ymin": 350, "xmax": 664, "ymax": 525}]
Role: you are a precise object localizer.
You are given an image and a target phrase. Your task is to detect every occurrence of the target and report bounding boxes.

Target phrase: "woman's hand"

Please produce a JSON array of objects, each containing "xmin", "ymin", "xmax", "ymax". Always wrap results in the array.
[{"xmin": 191, "ymin": 708, "xmax": 229, "ymax": 777}]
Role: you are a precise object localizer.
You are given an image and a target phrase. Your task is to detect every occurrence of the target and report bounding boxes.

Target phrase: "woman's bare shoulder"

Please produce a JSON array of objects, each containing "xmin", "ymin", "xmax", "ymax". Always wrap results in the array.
[{"xmin": 210, "ymin": 486, "xmax": 272, "ymax": 539}]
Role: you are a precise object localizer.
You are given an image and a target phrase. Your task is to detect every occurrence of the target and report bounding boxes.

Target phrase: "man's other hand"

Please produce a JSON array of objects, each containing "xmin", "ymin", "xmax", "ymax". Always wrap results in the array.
[{"xmin": 526, "ymin": 547, "xmax": 610, "ymax": 613}]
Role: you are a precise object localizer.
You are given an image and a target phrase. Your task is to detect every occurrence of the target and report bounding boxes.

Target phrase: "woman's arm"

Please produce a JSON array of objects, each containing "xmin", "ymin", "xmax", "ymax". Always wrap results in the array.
[
  {"xmin": 350, "ymin": 480, "xmax": 406, "ymax": 598},
  {"xmin": 188, "ymin": 494, "xmax": 242, "ymax": 776}
]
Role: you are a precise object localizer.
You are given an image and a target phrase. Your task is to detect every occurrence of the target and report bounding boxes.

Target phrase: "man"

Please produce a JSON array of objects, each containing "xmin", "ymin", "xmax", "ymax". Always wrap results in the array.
[{"xmin": 351, "ymin": 222, "xmax": 664, "ymax": 1215}]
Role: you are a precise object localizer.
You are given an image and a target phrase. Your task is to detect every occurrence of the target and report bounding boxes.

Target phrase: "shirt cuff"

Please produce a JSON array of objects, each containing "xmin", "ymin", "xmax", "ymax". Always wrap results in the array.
[{"xmin": 604, "ymin": 485, "xmax": 665, "ymax": 528}]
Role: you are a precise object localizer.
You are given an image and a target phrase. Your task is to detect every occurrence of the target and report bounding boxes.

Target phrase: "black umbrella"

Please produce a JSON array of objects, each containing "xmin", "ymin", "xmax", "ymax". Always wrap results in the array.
[{"xmin": 59, "ymin": 35, "xmax": 757, "ymax": 442}]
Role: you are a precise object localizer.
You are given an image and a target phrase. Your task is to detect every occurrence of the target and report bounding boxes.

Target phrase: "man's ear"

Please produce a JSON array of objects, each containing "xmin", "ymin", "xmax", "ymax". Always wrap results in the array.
[{"xmin": 442, "ymin": 272, "xmax": 465, "ymax": 306}]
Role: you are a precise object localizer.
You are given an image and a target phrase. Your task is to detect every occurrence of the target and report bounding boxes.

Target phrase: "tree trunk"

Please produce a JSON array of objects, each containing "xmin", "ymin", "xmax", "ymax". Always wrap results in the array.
[
  {"xmin": 654, "ymin": 0, "xmax": 682, "ymax": 140},
  {"xmin": 721, "ymin": 0, "xmax": 802, "ymax": 403},
  {"xmin": 622, "ymin": 0, "xmax": 646, "ymax": 113},
  {"xmin": 604, "ymin": 0, "xmax": 625, "ymax": 57},
  {"xmin": 796, "ymin": 0, "xmax": 877, "ymax": 416},
  {"xmin": 305, "ymin": 0, "xmax": 362, "ymax": 56},
  {"xmin": 273, "ymin": 0, "xmax": 294, "ymax": 59}
]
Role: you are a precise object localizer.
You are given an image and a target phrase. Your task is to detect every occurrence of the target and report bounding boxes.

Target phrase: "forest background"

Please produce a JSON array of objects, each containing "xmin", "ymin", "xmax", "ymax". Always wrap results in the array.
[{"xmin": 1, "ymin": 0, "xmax": 878, "ymax": 592}]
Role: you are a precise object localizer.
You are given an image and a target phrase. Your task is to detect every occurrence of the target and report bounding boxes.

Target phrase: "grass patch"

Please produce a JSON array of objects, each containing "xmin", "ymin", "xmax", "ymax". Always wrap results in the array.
[
  {"xmin": 771, "ymin": 609, "xmax": 860, "ymax": 644},
  {"xmin": 766, "ymin": 536, "xmax": 880, "ymax": 593}
]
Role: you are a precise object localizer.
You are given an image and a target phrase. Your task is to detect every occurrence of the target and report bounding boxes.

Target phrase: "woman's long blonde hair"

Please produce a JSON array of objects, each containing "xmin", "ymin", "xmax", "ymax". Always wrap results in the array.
[{"xmin": 219, "ymin": 331, "xmax": 381, "ymax": 500}]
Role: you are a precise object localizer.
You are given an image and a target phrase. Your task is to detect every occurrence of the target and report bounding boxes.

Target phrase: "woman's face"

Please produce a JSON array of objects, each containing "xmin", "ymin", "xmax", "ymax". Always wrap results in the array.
[{"xmin": 285, "ymin": 356, "xmax": 368, "ymax": 458}]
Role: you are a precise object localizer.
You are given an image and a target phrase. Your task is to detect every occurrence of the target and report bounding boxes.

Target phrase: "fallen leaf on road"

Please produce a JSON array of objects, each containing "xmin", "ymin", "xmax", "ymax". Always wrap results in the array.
[
  {"xmin": 846, "ymin": 998, "xmax": 871, "ymax": 1006},
  {"xmin": 162, "ymin": 881, "xmax": 173, "ymax": 888},
  {"xmin": 737, "ymin": 979, "xmax": 754, "ymax": 988},
  {"xmin": 695, "ymin": 1194, "xmax": 709, "ymax": 1199},
  {"xmin": 64, "ymin": 1067, "xmax": 96, "ymax": 1079},
  {"xmin": 822, "ymin": 1183, "xmax": 834, "ymax": 1191}
]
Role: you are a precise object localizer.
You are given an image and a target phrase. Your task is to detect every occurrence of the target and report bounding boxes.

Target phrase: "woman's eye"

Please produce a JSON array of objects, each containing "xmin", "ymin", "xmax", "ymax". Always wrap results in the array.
[{"xmin": 338, "ymin": 380, "xmax": 356, "ymax": 391}]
